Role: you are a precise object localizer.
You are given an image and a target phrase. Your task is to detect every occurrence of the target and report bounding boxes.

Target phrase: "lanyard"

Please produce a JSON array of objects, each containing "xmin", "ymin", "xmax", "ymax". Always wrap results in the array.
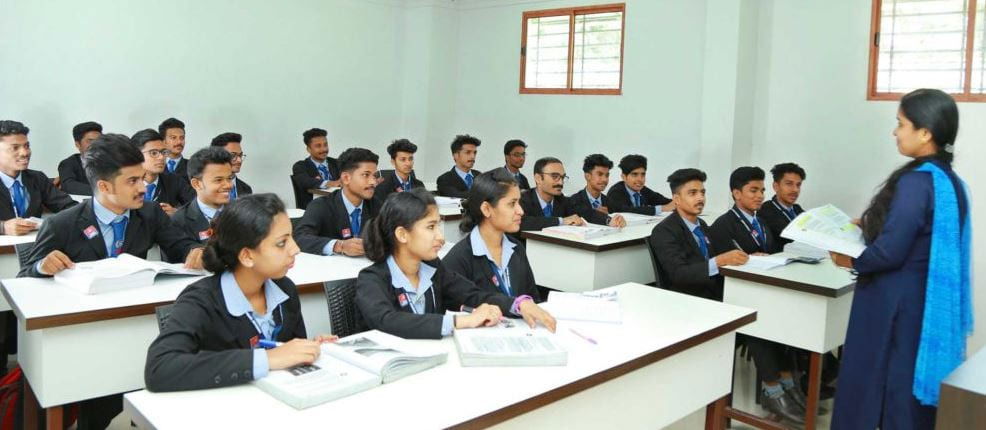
[
  {"xmin": 770, "ymin": 199, "xmax": 796, "ymax": 222},
  {"xmin": 246, "ymin": 305, "xmax": 284, "ymax": 341},
  {"xmin": 487, "ymin": 260, "xmax": 512, "ymax": 296},
  {"xmin": 730, "ymin": 207, "xmax": 766, "ymax": 250}
]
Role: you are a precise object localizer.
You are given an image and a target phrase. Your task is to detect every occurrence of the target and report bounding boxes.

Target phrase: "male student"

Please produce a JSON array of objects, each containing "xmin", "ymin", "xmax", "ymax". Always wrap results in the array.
[
  {"xmin": 436, "ymin": 134, "xmax": 482, "ymax": 198},
  {"xmin": 293, "ymin": 147, "xmax": 381, "ymax": 256},
  {"xmin": 498, "ymin": 139, "xmax": 531, "ymax": 190},
  {"xmin": 209, "ymin": 132, "xmax": 252, "ymax": 200},
  {"xmin": 707, "ymin": 166, "xmax": 807, "ymax": 425},
  {"xmin": 759, "ymin": 162, "xmax": 806, "ymax": 246},
  {"xmin": 649, "ymin": 168, "xmax": 747, "ymax": 301},
  {"xmin": 172, "ymin": 147, "xmax": 234, "ymax": 245},
  {"xmin": 608, "ymin": 154, "xmax": 675, "ymax": 215},
  {"xmin": 376, "ymin": 138, "xmax": 424, "ymax": 200},
  {"xmin": 159, "ymin": 117, "xmax": 190, "ymax": 186},
  {"xmin": 58, "ymin": 121, "xmax": 102, "ymax": 195},
  {"xmin": 569, "ymin": 154, "xmax": 626, "ymax": 227},
  {"xmin": 519, "ymin": 157, "xmax": 627, "ymax": 231},
  {"xmin": 131, "ymin": 129, "xmax": 194, "ymax": 216},
  {"xmin": 290, "ymin": 127, "xmax": 340, "ymax": 209},
  {"xmin": 18, "ymin": 133, "xmax": 203, "ymax": 429}
]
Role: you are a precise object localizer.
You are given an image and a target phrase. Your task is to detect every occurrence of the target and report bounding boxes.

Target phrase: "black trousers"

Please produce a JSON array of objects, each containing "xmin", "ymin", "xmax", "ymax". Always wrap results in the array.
[
  {"xmin": 743, "ymin": 335, "xmax": 796, "ymax": 383},
  {"xmin": 0, "ymin": 311, "xmax": 16, "ymax": 376},
  {"xmin": 77, "ymin": 393, "xmax": 123, "ymax": 430}
]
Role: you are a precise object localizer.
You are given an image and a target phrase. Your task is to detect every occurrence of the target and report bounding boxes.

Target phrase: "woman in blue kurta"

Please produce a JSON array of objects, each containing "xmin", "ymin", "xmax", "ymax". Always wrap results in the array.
[{"xmin": 830, "ymin": 88, "xmax": 972, "ymax": 429}]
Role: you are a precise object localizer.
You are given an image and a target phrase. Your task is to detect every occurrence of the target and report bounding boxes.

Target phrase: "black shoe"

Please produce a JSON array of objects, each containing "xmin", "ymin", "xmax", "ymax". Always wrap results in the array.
[
  {"xmin": 785, "ymin": 385, "xmax": 829, "ymax": 415},
  {"xmin": 800, "ymin": 374, "xmax": 837, "ymax": 401},
  {"xmin": 762, "ymin": 391, "xmax": 806, "ymax": 425}
]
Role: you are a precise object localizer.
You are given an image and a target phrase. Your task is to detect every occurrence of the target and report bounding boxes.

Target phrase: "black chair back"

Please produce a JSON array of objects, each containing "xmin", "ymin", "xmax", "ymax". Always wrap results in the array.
[
  {"xmin": 645, "ymin": 234, "xmax": 670, "ymax": 289},
  {"xmin": 323, "ymin": 279, "xmax": 365, "ymax": 337}
]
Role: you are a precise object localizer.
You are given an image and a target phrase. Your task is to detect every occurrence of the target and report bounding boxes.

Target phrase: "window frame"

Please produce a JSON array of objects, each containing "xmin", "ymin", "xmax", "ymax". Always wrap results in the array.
[
  {"xmin": 519, "ymin": 3, "xmax": 626, "ymax": 95},
  {"xmin": 867, "ymin": 0, "xmax": 986, "ymax": 102}
]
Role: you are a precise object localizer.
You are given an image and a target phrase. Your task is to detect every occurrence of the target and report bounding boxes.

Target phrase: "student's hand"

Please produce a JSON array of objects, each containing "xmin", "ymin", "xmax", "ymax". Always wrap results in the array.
[
  {"xmin": 454, "ymin": 304, "xmax": 502, "ymax": 329},
  {"xmin": 661, "ymin": 202, "xmax": 676, "ymax": 212},
  {"xmin": 850, "ymin": 218, "xmax": 862, "ymax": 226},
  {"xmin": 561, "ymin": 215, "xmax": 585, "ymax": 226},
  {"xmin": 40, "ymin": 250, "xmax": 75, "ymax": 275},
  {"xmin": 184, "ymin": 247, "xmax": 205, "ymax": 270},
  {"xmin": 830, "ymin": 252, "xmax": 854, "ymax": 269},
  {"xmin": 518, "ymin": 300, "xmax": 557, "ymax": 333},
  {"xmin": 159, "ymin": 203, "xmax": 177, "ymax": 216},
  {"xmin": 326, "ymin": 180, "xmax": 341, "ymax": 188},
  {"xmin": 334, "ymin": 238, "xmax": 365, "ymax": 256},
  {"xmin": 714, "ymin": 249, "xmax": 749, "ymax": 267},
  {"xmin": 314, "ymin": 334, "xmax": 339, "ymax": 343},
  {"xmin": 608, "ymin": 214, "xmax": 627, "ymax": 228},
  {"xmin": 752, "ymin": 252, "xmax": 770, "ymax": 257},
  {"xmin": 3, "ymin": 218, "xmax": 39, "ymax": 236},
  {"xmin": 266, "ymin": 338, "xmax": 322, "ymax": 370},
  {"xmin": 596, "ymin": 205, "xmax": 610, "ymax": 214}
]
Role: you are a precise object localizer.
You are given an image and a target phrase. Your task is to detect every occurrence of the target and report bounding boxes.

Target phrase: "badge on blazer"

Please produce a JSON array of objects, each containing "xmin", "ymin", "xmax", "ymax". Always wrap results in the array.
[
  {"xmin": 395, "ymin": 186, "xmax": 404, "ymax": 192},
  {"xmin": 341, "ymin": 228, "xmax": 352, "ymax": 239},
  {"xmin": 491, "ymin": 275, "xmax": 500, "ymax": 287},
  {"xmin": 198, "ymin": 229, "xmax": 212, "ymax": 241},
  {"xmin": 249, "ymin": 335, "xmax": 259, "ymax": 348},
  {"xmin": 83, "ymin": 225, "xmax": 99, "ymax": 240},
  {"xmin": 398, "ymin": 293, "xmax": 408, "ymax": 307}
]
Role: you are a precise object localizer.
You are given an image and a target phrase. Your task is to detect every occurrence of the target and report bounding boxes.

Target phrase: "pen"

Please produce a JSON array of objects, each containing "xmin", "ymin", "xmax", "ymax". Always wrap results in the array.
[
  {"xmin": 257, "ymin": 339, "xmax": 278, "ymax": 349},
  {"xmin": 569, "ymin": 328, "xmax": 598, "ymax": 345}
]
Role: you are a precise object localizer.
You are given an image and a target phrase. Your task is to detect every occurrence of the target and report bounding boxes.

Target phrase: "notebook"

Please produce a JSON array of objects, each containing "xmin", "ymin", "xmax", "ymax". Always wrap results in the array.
[
  {"xmin": 540, "ymin": 289, "xmax": 622, "ymax": 323},
  {"xmin": 542, "ymin": 224, "xmax": 619, "ymax": 240},
  {"xmin": 740, "ymin": 253, "xmax": 824, "ymax": 271},
  {"xmin": 453, "ymin": 319, "xmax": 568, "ymax": 367},
  {"xmin": 54, "ymin": 253, "xmax": 207, "ymax": 295},
  {"xmin": 611, "ymin": 212, "xmax": 664, "ymax": 226}
]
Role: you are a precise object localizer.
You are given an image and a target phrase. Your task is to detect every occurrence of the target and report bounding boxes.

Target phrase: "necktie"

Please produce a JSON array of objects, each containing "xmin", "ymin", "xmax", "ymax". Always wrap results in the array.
[
  {"xmin": 786, "ymin": 208, "xmax": 798, "ymax": 219},
  {"xmin": 11, "ymin": 181, "xmax": 26, "ymax": 218},
  {"xmin": 350, "ymin": 208, "xmax": 362, "ymax": 237},
  {"xmin": 110, "ymin": 217, "xmax": 128, "ymax": 257},
  {"xmin": 692, "ymin": 226, "xmax": 710, "ymax": 259},
  {"xmin": 144, "ymin": 183, "xmax": 156, "ymax": 201},
  {"xmin": 229, "ymin": 183, "xmax": 238, "ymax": 200},
  {"xmin": 464, "ymin": 173, "xmax": 473, "ymax": 189},
  {"xmin": 632, "ymin": 192, "xmax": 642, "ymax": 207},
  {"xmin": 402, "ymin": 180, "xmax": 411, "ymax": 192},
  {"xmin": 591, "ymin": 198, "xmax": 600, "ymax": 209},
  {"xmin": 317, "ymin": 164, "xmax": 332, "ymax": 181},
  {"xmin": 751, "ymin": 217, "xmax": 766, "ymax": 249},
  {"xmin": 167, "ymin": 159, "xmax": 177, "ymax": 173},
  {"xmin": 543, "ymin": 202, "xmax": 553, "ymax": 217}
]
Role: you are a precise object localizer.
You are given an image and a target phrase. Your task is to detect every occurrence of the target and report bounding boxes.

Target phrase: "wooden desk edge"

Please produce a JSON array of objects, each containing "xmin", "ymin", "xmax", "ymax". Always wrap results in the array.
[
  {"xmin": 0, "ymin": 245, "xmax": 15, "ymax": 255},
  {"xmin": 720, "ymin": 267, "xmax": 855, "ymax": 298},
  {"xmin": 449, "ymin": 310, "xmax": 758, "ymax": 429},
  {"xmin": 520, "ymin": 231, "xmax": 646, "ymax": 252}
]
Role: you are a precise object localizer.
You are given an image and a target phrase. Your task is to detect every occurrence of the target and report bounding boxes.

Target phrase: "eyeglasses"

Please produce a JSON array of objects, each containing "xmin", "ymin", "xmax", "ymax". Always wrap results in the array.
[
  {"xmin": 510, "ymin": 152, "xmax": 526, "ymax": 157},
  {"xmin": 228, "ymin": 153, "xmax": 247, "ymax": 160},
  {"xmin": 142, "ymin": 149, "xmax": 173, "ymax": 158},
  {"xmin": 540, "ymin": 173, "xmax": 569, "ymax": 181}
]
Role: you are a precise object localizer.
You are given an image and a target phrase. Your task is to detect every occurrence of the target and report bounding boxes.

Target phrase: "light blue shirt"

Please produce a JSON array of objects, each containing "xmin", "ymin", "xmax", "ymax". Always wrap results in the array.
[
  {"xmin": 0, "ymin": 171, "xmax": 29, "ymax": 216},
  {"xmin": 310, "ymin": 157, "xmax": 332, "ymax": 188},
  {"xmin": 386, "ymin": 256, "xmax": 453, "ymax": 336},
  {"xmin": 36, "ymin": 197, "xmax": 134, "ymax": 276},
  {"xmin": 454, "ymin": 166, "xmax": 472, "ymax": 183},
  {"xmin": 681, "ymin": 216, "xmax": 718, "ymax": 277},
  {"xmin": 625, "ymin": 184, "xmax": 660, "ymax": 216},
  {"xmin": 196, "ymin": 199, "xmax": 221, "ymax": 221},
  {"xmin": 469, "ymin": 227, "xmax": 516, "ymax": 296},
  {"xmin": 322, "ymin": 192, "xmax": 363, "ymax": 256},
  {"xmin": 535, "ymin": 191, "xmax": 563, "ymax": 225},
  {"xmin": 735, "ymin": 206, "xmax": 758, "ymax": 224},
  {"xmin": 585, "ymin": 188, "xmax": 603, "ymax": 209},
  {"xmin": 220, "ymin": 271, "xmax": 290, "ymax": 380}
]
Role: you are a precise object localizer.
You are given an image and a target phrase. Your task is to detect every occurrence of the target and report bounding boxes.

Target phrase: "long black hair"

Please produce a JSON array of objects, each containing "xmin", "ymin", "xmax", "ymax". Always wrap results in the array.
[
  {"xmin": 364, "ymin": 188, "xmax": 437, "ymax": 263},
  {"xmin": 861, "ymin": 88, "xmax": 958, "ymax": 242},
  {"xmin": 203, "ymin": 193, "xmax": 286, "ymax": 273},
  {"xmin": 459, "ymin": 169, "xmax": 518, "ymax": 233}
]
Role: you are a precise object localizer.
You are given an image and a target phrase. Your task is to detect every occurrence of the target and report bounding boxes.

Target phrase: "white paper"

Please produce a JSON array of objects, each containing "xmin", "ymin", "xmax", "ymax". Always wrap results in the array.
[
  {"xmin": 780, "ymin": 204, "xmax": 866, "ymax": 257},
  {"xmin": 542, "ymin": 224, "xmax": 619, "ymax": 240}
]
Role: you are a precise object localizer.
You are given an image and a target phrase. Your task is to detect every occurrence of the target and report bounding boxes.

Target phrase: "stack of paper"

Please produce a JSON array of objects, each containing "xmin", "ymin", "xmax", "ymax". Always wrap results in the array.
[
  {"xmin": 540, "ymin": 290, "xmax": 622, "ymax": 323},
  {"xmin": 612, "ymin": 212, "xmax": 664, "ymax": 226},
  {"xmin": 780, "ymin": 204, "xmax": 866, "ymax": 257},
  {"xmin": 454, "ymin": 319, "xmax": 568, "ymax": 367},
  {"xmin": 740, "ymin": 253, "xmax": 824, "ymax": 271},
  {"xmin": 54, "ymin": 254, "xmax": 207, "ymax": 294},
  {"xmin": 784, "ymin": 241, "xmax": 830, "ymax": 260},
  {"xmin": 435, "ymin": 196, "xmax": 463, "ymax": 212},
  {"xmin": 542, "ymin": 224, "xmax": 619, "ymax": 240}
]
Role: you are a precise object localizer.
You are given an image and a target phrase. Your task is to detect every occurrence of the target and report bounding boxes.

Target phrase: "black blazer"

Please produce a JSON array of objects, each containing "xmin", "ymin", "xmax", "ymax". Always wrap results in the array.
[
  {"xmin": 607, "ymin": 181, "xmax": 672, "ymax": 215},
  {"xmin": 568, "ymin": 189, "xmax": 613, "ymax": 224},
  {"xmin": 57, "ymin": 154, "xmax": 91, "ymax": 196},
  {"xmin": 355, "ymin": 259, "xmax": 514, "ymax": 340},
  {"xmin": 375, "ymin": 169, "xmax": 424, "ymax": 201},
  {"xmin": 0, "ymin": 169, "xmax": 77, "ymax": 222},
  {"xmin": 144, "ymin": 275, "xmax": 307, "ymax": 392},
  {"xmin": 147, "ymin": 172, "xmax": 195, "ymax": 208},
  {"xmin": 708, "ymin": 206, "xmax": 781, "ymax": 256},
  {"xmin": 167, "ymin": 157, "xmax": 189, "ymax": 185},
  {"xmin": 518, "ymin": 189, "xmax": 597, "ymax": 231},
  {"xmin": 172, "ymin": 200, "xmax": 213, "ymax": 246},
  {"xmin": 650, "ymin": 211, "xmax": 723, "ymax": 301},
  {"xmin": 436, "ymin": 167, "xmax": 481, "ymax": 198},
  {"xmin": 758, "ymin": 196, "xmax": 804, "ymax": 246},
  {"xmin": 233, "ymin": 177, "xmax": 253, "ymax": 198},
  {"xmin": 442, "ymin": 233, "xmax": 542, "ymax": 302},
  {"xmin": 18, "ymin": 199, "xmax": 202, "ymax": 277},
  {"xmin": 290, "ymin": 157, "xmax": 340, "ymax": 209},
  {"xmin": 292, "ymin": 189, "xmax": 381, "ymax": 254},
  {"xmin": 493, "ymin": 167, "xmax": 531, "ymax": 190}
]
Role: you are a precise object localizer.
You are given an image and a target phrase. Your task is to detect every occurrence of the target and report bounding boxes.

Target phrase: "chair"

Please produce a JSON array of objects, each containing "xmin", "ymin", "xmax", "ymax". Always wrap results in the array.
[
  {"xmin": 13, "ymin": 244, "xmax": 32, "ymax": 270},
  {"xmin": 323, "ymin": 280, "xmax": 365, "ymax": 337},
  {"xmin": 155, "ymin": 304, "xmax": 175, "ymax": 333},
  {"xmin": 644, "ymin": 234, "xmax": 670, "ymax": 289}
]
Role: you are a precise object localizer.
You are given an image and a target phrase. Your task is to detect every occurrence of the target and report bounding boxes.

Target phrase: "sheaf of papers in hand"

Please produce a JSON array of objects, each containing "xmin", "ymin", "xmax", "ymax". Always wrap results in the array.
[
  {"xmin": 539, "ymin": 290, "xmax": 622, "ymax": 323},
  {"xmin": 453, "ymin": 319, "xmax": 568, "ymax": 366},
  {"xmin": 542, "ymin": 224, "xmax": 619, "ymax": 240},
  {"xmin": 611, "ymin": 212, "xmax": 664, "ymax": 226},
  {"xmin": 54, "ymin": 253, "xmax": 208, "ymax": 294},
  {"xmin": 780, "ymin": 204, "xmax": 866, "ymax": 258}
]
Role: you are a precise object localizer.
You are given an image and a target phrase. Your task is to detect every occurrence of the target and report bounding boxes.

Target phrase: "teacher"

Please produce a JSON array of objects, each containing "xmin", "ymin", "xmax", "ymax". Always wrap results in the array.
[{"xmin": 830, "ymin": 88, "xmax": 972, "ymax": 429}]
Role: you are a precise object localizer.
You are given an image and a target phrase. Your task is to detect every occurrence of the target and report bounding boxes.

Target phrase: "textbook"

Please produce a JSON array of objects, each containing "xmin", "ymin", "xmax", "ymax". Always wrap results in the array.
[
  {"xmin": 255, "ymin": 330, "xmax": 448, "ymax": 409},
  {"xmin": 780, "ymin": 204, "xmax": 866, "ymax": 258},
  {"xmin": 435, "ymin": 196, "xmax": 463, "ymax": 211},
  {"xmin": 542, "ymin": 224, "xmax": 619, "ymax": 240},
  {"xmin": 611, "ymin": 212, "xmax": 664, "ymax": 226},
  {"xmin": 54, "ymin": 254, "xmax": 207, "ymax": 295},
  {"xmin": 454, "ymin": 319, "xmax": 568, "ymax": 367},
  {"xmin": 783, "ymin": 241, "xmax": 830, "ymax": 260},
  {"xmin": 740, "ymin": 253, "xmax": 824, "ymax": 271},
  {"xmin": 540, "ymin": 289, "xmax": 622, "ymax": 323}
]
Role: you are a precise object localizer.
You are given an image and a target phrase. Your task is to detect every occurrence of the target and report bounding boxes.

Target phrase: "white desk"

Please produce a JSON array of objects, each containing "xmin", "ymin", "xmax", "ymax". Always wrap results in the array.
[
  {"xmin": 0, "ymin": 232, "xmax": 38, "ymax": 311},
  {"xmin": 439, "ymin": 205, "xmax": 466, "ymax": 243},
  {"xmin": 124, "ymin": 283, "xmax": 756, "ymax": 429},
  {"xmin": 720, "ymin": 260, "xmax": 855, "ymax": 430},
  {"xmin": 521, "ymin": 223, "xmax": 657, "ymax": 292}
]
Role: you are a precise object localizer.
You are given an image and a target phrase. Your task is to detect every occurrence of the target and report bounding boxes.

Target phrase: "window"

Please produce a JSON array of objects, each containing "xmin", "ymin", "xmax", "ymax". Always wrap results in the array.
[
  {"xmin": 868, "ymin": 0, "xmax": 986, "ymax": 101},
  {"xmin": 521, "ymin": 3, "xmax": 625, "ymax": 95}
]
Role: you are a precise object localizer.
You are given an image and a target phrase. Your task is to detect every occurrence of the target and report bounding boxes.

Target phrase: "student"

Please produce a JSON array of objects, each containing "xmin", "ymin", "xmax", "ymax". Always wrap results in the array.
[
  {"xmin": 708, "ymin": 166, "xmax": 806, "ymax": 425},
  {"xmin": 356, "ymin": 188, "xmax": 556, "ymax": 339},
  {"xmin": 376, "ymin": 138, "xmax": 424, "ymax": 200},
  {"xmin": 19, "ymin": 133, "xmax": 204, "ymax": 278},
  {"xmin": 159, "ymin": 117, "xmax": 189, "ymax": 186},
  {"xmin": 146, "ymin": 193, "xmax": 336, "ymax": 392},
  {"xmin": 290, "ymin": 127, "xmax": 340, "ymax": 209},
  {"xmin": 443, "ymin": 170, "xmax": 547, "ymax": 301},
  {"xmin": 517, "ymin": 157, "xmax": 619, "ymax": 231},
  {"xmin": 649, "ymin": 169, "xmax": 747, "ymax": 301},
  {"xmin": 567, "ymin": 154, "xmax": 627, "ymax": 228},
  {"xmin": 608, "ymin": 154, "xmax": 675, "ymax": 215},
  {"xmin": 58, "ymin": 121, "xmax": 102, "ymax": 195},
  {"xmin": 831, "ymin": 89, "xmax": 971, "ymax": 429},
  {"xmin": 131, "ymin": 129, "xmax": 194, "ymax": 216},
  {"xmin": 759, "ymin": 162, "xmax": 806, "ymax": 246},
  {"xmin": 172, "ymin": 147, "xmax": 234, "ymax": 245},
  {"xmin": 210, "ymin": 132, "xmax": 253, "ymax": 200},
  {"xmin": 294, "ymin": 147, "xmax": 381, "ymax": 256},
  {"xmin": 497, "ymin": 139, "xmax": 531, "ymax": 190},
  {"xmin": 0, "ymin": 120, "xmax": 77, "ymax": 235},
  {"xmin": 435, "ymin": 134, "xmax": 482, "ymax": 198}
]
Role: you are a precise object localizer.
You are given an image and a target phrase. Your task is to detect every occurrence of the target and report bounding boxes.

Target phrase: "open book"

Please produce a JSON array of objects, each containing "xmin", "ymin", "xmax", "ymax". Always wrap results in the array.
[
  {"xmin": 741, "ymin": 253, "xmax": 824, "ymax": 271},
  {"xmin": 612, "ymin": 212, "xmax": 664, "ymax": 226},
  {"xmin": 453, "ymin": 318, "xmax": 568, "ymax": 367},
  {"xmin": 780, "ymin": 204, "xmax": 866, "ymax": 258},
  {"xmin": 542, "ymin": 224, "xmax": 619, "ymax": 240},
  {"xmin": 255, "ymin": 330, "xmax": 447, "ymax": 409},
  {"xmin": 539, "ymin": 289, "xmax": 622, "ymax": 323},
  {"xmin": 54, "ymin": 253, "xmax": 207, "ymax": 295}
]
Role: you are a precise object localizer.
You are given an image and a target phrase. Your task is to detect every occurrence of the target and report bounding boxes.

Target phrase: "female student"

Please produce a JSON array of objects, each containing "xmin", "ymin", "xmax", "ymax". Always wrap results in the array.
[
  {"xmin": 443, "ymin": 170, "xmax": 542, "ymax": 301},
  {"xmin": 356, "ymin": 188, "xmax": 556, "ymax": 340},
  {"xmin": 145, "ymin": 193, "xmax": 335, "ymax": 392},
  {"xmin": 830, "ymin": 89, "xmax": 971, "ymax": 429}
]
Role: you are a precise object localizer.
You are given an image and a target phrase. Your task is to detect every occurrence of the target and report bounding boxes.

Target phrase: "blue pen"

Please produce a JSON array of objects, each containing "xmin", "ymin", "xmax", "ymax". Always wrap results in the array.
[{"xmin": 257, "ymin": 339, "xmax": 278, "ymax": 349}]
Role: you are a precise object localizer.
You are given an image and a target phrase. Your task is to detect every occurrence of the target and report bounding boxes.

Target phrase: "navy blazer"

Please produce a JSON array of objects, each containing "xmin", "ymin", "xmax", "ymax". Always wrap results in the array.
[
  {"xmin": 607, "ymin": 181, "xmax": 672, "ymax": 215},
  {"xmin": 442, "ymin": 232, "xmax": 542, "ymax": 302},
  {"xmin": 758, "ymin": 196, "xmax": 804, "ymax": 246},
  {"xmin": 290, "ymin": 157, "xmax": 339, "ymax": 209},
  {"xmin": 436, "ymin": 167, "xmax": 481, "ymax": 199},
  {"xmin": 57, "ymin": 153, "xmax": 92, "ymax": 196},
  {"xmin": 292, "ymin": 189, "xmax": 381, "ymax": 254},
  {"xmin": 375, "ymin": 169, "xmax": 425, "ymax": 201},
  {"xmin": 650, "ymin": 211, "xmax": 723, "ymax": 301}
]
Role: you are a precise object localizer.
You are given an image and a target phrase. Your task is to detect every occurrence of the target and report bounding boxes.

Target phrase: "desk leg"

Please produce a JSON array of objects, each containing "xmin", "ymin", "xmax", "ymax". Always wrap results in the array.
[
  {"xmin": 704, "ymin": 395, "xmax": 727, "ymax": 430},
  {"xmin": 804, "ymin": 351, "xmax": 822, "ymax": 430},
  {"xmin": 24, "ymin": 378, "xmax": 39, "ymax": 430},
  {"xmin": 45, "ymin": 406, "xmax": 63, "ymax": 430}
]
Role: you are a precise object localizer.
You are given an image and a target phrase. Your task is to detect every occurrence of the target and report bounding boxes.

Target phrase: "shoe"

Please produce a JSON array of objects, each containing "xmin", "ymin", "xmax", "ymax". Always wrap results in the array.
[
  {"xmin": 800, "ymin": 374, "xmax": 837, "ymax": 400},
  {"xmin": 785, "ymin": 385, "xmax": 829, "ymax": 415},
  {"xmin": 762, "ymin": 391, "xmax": 806, "ymax": 425}
]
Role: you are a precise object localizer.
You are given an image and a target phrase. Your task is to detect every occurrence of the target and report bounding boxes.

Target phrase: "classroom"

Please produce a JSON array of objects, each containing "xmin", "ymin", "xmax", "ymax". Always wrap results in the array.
[{"xmin": 0, "ymin": 0, "xmax": 983, "ymax": 429}]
